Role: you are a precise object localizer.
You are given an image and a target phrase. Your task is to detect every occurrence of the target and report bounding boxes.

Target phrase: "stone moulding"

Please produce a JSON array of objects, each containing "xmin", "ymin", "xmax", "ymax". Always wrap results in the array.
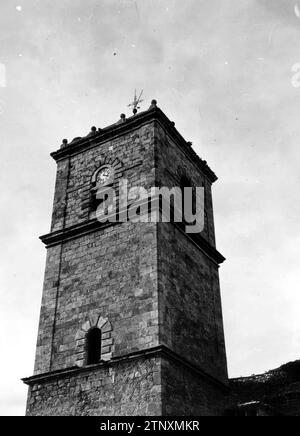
[
  {"xmin": 39, "ymin": 219, "xmax": 120, "ymax": 248},
  {"xmin": 50, "ymin": 107, "xmax": 218, "ymax": 184},
  {"xmin": 22, "ymin": 345, "xmax": 230, "ymax": 393},
  {"xmin": 39, "ymin": 218, "xmax": 225, "ymax": 265}
]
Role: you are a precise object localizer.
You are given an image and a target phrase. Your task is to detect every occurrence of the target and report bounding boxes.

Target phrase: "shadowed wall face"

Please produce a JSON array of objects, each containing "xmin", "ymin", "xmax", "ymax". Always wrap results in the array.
[{"xmin": 155, "ymin": 122, "xmax": 228, "ymax": 414}]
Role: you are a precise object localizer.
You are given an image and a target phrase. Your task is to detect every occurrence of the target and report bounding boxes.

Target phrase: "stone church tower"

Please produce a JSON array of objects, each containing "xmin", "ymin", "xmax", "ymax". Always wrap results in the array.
[{"xmin": 23, "ymin": 100, "xmax": 229, "ymax": 416}]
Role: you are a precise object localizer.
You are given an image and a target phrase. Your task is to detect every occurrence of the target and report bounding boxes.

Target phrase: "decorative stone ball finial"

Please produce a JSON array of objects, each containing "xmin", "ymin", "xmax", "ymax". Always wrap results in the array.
[
  {"xmin": 120, "ymin": 113, "xmax": 126, "ymax": 122},
  {"xmin": 61, "ymin": 138, "xmax": 68, "ymax": 149},
  {"xmin": 91, "ymin": 126, "xmax": 97, "ymax": 134},
  {"xmin": 149, "ymin": 99, "xmax": 158, "ymax": 110}
]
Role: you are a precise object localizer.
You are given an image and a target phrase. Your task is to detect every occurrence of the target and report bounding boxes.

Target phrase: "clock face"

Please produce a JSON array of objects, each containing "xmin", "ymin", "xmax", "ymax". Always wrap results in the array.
[{"xmin": 96, "ymin": 166, "xmax": 113, "ymax": 186}]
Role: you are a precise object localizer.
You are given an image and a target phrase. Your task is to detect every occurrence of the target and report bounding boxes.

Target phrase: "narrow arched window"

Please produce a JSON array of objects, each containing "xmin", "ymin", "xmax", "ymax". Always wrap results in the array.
[
  {"xmin": 180, "ymin": 176, "xmax": 196, "ymax": 221},
  {"xmin": 86, "ymin": 327, "xmax": 102, "ymax": 365}
]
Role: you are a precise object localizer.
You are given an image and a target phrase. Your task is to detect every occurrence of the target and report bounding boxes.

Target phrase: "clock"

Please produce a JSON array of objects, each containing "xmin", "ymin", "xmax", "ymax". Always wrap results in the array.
[{"xmin": 95, "ymin": 166, "xmax": 114, "ymax": 186}]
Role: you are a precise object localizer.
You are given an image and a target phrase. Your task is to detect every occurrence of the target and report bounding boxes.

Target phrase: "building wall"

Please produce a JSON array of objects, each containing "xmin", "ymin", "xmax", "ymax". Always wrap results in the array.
[
  {"xmin": 51, "ymin": 122, "xmax": 156, "ymax": 233},
  {"xmin": 27, "ymin": 357, "xmax": 162, "ymax": 416},
  {"xmin": 27, "ymin": 109, "xmax": 229, "ymax": 416},
  {"xmin": 158, "ymin": 223, "xmax": 228, "ymax": 384},
  {"xmin": 155, "ymin": 123, "xmax": 216, "ymax": 247},
  {"xmin": 161, "ymin": 357, "xmax": 230, "ymax": 416},
  {"xmin": 34, "ymin": 122, "xmax": 159, "ymax": 375},
  {"xmin": 34, "ymin": 221, "xmax": 158, "ymax": 375},
  {"xmin": 155, "ymin": 123, "xmax": 228, "ymax": 384}
]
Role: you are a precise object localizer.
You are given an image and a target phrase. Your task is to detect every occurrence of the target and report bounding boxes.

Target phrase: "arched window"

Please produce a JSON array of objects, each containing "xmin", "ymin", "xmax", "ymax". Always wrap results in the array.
[
  {"xmin": 86, "ymin": 327, "xmax": 102, "ymax": 365},
  {"xmin": 180, "ymin": 175, "xmax": 196, "ymax": 221}
]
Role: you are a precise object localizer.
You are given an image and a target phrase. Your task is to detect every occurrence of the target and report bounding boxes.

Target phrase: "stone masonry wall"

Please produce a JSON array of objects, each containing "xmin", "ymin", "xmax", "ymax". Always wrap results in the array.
[
  {"xmin": 51, "ymin": 123, "xmax": 156, "ymax": 233},
  {"xmin": 156, "ymin": 123, "xmax": 228, "ymax": 384},
  {"xmin": 34, "ymin": 221, "xmax": 158, "ymax": 374},
  {"xmin": 158, "ymin": 223, "xmax": 228, "ymax": 383},
  {"xmin": 34, "ymin": 122, "xmax": 159, "ymax": 375},
  {"xmin": 155, "ymin": 123, "xmax": 216, "ymax": 247},
  {"xmin": 27, "ymin": 357, "xmax": 162, "ymax": 416},
  {"xmin": 161, "ymin": 357, "xmax": 229, "ymax": 416},
  {"xmin": 28, "ymin": 111, "xmax": 229, "ymax": 416}
]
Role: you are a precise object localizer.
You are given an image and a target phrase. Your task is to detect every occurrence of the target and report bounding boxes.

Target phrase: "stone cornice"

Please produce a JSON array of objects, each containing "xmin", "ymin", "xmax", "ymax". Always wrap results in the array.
[
  {"xmin": 40, "ymin": 219, "xmax": 120, "ymax": 248},
  {"xmin": 40, "ymin": 217, "xmax": 225, "ymax": 265},
  {"xmin": 22, "ymin": 345, "xmax": 229, "ymax": 393},
  {"xmin": 50, "ymin": 107, "xmax": 218, "ymax": 184},
  {"xmin": 174, "ymin": 223, "xmax": 225, "ymax": 265}
]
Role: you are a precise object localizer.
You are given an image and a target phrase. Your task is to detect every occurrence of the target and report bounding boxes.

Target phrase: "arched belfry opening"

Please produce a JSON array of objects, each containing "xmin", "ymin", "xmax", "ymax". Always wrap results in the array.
[
  {"xmin": 180, "ymin": 175, "xmax": 196, "ymax": 220},
  {"xmin": 86, "ymin": 327, "xmax": 102, "ymax": 365}
]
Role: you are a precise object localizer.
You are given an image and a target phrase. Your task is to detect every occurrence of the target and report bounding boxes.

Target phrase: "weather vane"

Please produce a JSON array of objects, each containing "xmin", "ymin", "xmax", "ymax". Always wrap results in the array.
[{"xmin": 128, "ymin": 89, "xmax": 144, "ymax": 115}]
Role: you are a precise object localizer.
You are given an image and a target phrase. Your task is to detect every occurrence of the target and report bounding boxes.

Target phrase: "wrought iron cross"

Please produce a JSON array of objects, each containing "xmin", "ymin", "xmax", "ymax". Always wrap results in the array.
[{"xmin": 128, "ymin": 89, "xmax": 144, "ymax": 115}]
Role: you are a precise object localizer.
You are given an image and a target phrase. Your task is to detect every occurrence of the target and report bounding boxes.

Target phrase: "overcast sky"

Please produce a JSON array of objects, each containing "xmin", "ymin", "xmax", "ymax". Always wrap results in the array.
[{"xmin": 1, "ymin": 0, "xmax": 300, "ymax": 416}]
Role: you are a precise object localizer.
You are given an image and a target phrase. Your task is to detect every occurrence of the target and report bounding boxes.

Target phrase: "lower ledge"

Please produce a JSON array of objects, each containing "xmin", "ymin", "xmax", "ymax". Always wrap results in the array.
[{"xmin": 22, "ymin": 345, "xmax": 229, "ymax": 393}]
